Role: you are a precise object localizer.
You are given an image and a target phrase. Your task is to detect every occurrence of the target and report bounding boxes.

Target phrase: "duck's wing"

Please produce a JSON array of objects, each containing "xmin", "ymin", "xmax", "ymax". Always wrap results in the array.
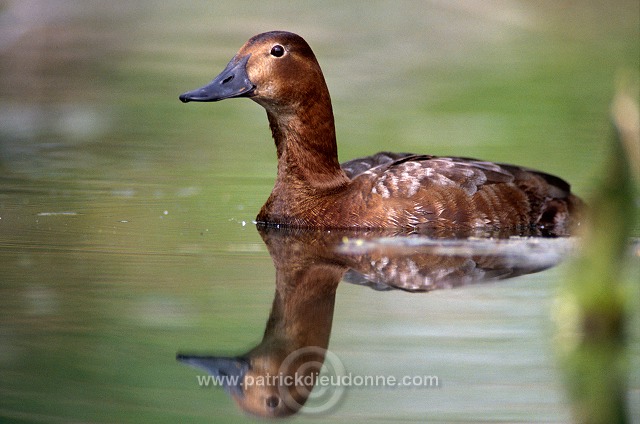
[
  {"xmin": 494, "ymin": 161, "xmax": 572, "ymax": 198},
  {"xmin": 347, "ymin": 153, "xmax": 574, "ymax": 196},
  {"xmin": 348, "ymin": 154, "xmax": 518, "ymax": 197},
  {"xmin": 345, "ymin": 154, "xmax": 580, "ymax": 234},
  {"xmin": 341, "ymin": 152, "xmax": 417, "ymax": 179}
]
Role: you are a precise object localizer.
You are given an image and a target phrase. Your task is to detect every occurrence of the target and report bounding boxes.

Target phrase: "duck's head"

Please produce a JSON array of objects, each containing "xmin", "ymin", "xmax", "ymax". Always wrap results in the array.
[
  {"xmin": 179, "ymin": 31, "xmax": 327, "ymax": 113},
  {"xmin": 177, "ymin": 347, "xmax": 322, "ymax": 418}
]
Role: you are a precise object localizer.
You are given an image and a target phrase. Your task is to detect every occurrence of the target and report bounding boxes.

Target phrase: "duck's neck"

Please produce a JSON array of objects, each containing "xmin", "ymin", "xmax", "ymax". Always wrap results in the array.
[{"xmin": 265, "ymin": 89, "xmax": 349, "ymax": 192}]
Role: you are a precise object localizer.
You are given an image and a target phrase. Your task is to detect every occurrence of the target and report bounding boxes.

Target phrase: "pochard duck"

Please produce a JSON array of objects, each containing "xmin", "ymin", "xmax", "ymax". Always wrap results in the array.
[{"xmin": 180, "ymin": 31, "xmax": 582, "ymax": 235}]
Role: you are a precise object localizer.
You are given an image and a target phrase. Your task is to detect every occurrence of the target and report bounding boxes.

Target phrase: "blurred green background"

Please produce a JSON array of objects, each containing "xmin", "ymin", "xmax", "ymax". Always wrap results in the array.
[{"xmin": 0, "ymin": 1, "xmax": 638, "ymax": 422}]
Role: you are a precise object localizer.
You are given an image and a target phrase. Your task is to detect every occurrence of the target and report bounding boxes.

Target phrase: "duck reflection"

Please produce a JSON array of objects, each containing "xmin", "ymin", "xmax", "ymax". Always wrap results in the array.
[{"xmin": 177, "ymin": 225, "xmax": 572, "ymax": 418}]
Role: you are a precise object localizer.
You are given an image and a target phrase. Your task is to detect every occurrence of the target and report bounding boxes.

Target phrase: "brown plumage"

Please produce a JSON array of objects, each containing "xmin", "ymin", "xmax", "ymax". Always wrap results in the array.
[{"xmin": 180, "ymin": 31, "xmax": 582, "ymax": 236}]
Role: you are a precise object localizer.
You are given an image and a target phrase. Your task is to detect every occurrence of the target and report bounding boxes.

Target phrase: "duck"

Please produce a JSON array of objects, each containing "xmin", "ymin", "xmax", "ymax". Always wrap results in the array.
[{"xmin": 179, "ymin": 31, "xmax": 582, "ymax": 235}]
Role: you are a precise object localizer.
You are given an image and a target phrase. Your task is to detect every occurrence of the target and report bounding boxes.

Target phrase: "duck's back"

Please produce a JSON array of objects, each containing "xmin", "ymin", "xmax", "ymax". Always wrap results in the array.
[{"xmin": 342, "ymin": 152, "xmax": 581, "ymax": 236}]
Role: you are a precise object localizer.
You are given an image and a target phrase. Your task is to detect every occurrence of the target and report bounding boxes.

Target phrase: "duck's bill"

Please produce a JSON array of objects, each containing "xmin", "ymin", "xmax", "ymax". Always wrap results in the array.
[
  {"xmin": 176, "ymin": 353, "xmax": 248, "ymax": 396},
  {"xmin": 179, "ymin": 54, "xmax": 254, "ymax": 102}
]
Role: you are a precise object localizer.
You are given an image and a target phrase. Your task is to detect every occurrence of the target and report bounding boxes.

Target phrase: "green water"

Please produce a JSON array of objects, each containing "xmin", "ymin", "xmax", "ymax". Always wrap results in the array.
[{"xmin": 1, "ymin": 1, "xmax": 638, "ymax": 422}]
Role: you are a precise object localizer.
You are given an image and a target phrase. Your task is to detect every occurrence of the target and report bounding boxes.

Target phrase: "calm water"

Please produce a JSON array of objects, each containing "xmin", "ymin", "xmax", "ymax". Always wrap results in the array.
[{"xmin": 1, "ymin": 1, "xmax": 639, "ymax": 422}]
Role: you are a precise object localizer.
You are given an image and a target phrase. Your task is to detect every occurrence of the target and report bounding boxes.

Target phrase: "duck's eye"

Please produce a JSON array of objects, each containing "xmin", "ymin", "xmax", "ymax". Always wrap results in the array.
[
  {"xmin": 270, "ymin": 45, "xmax": 285, "ymax": 58},
  {"xmin": 265, "ymin": 395, "xmax": 280, "ymax": 409}
]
